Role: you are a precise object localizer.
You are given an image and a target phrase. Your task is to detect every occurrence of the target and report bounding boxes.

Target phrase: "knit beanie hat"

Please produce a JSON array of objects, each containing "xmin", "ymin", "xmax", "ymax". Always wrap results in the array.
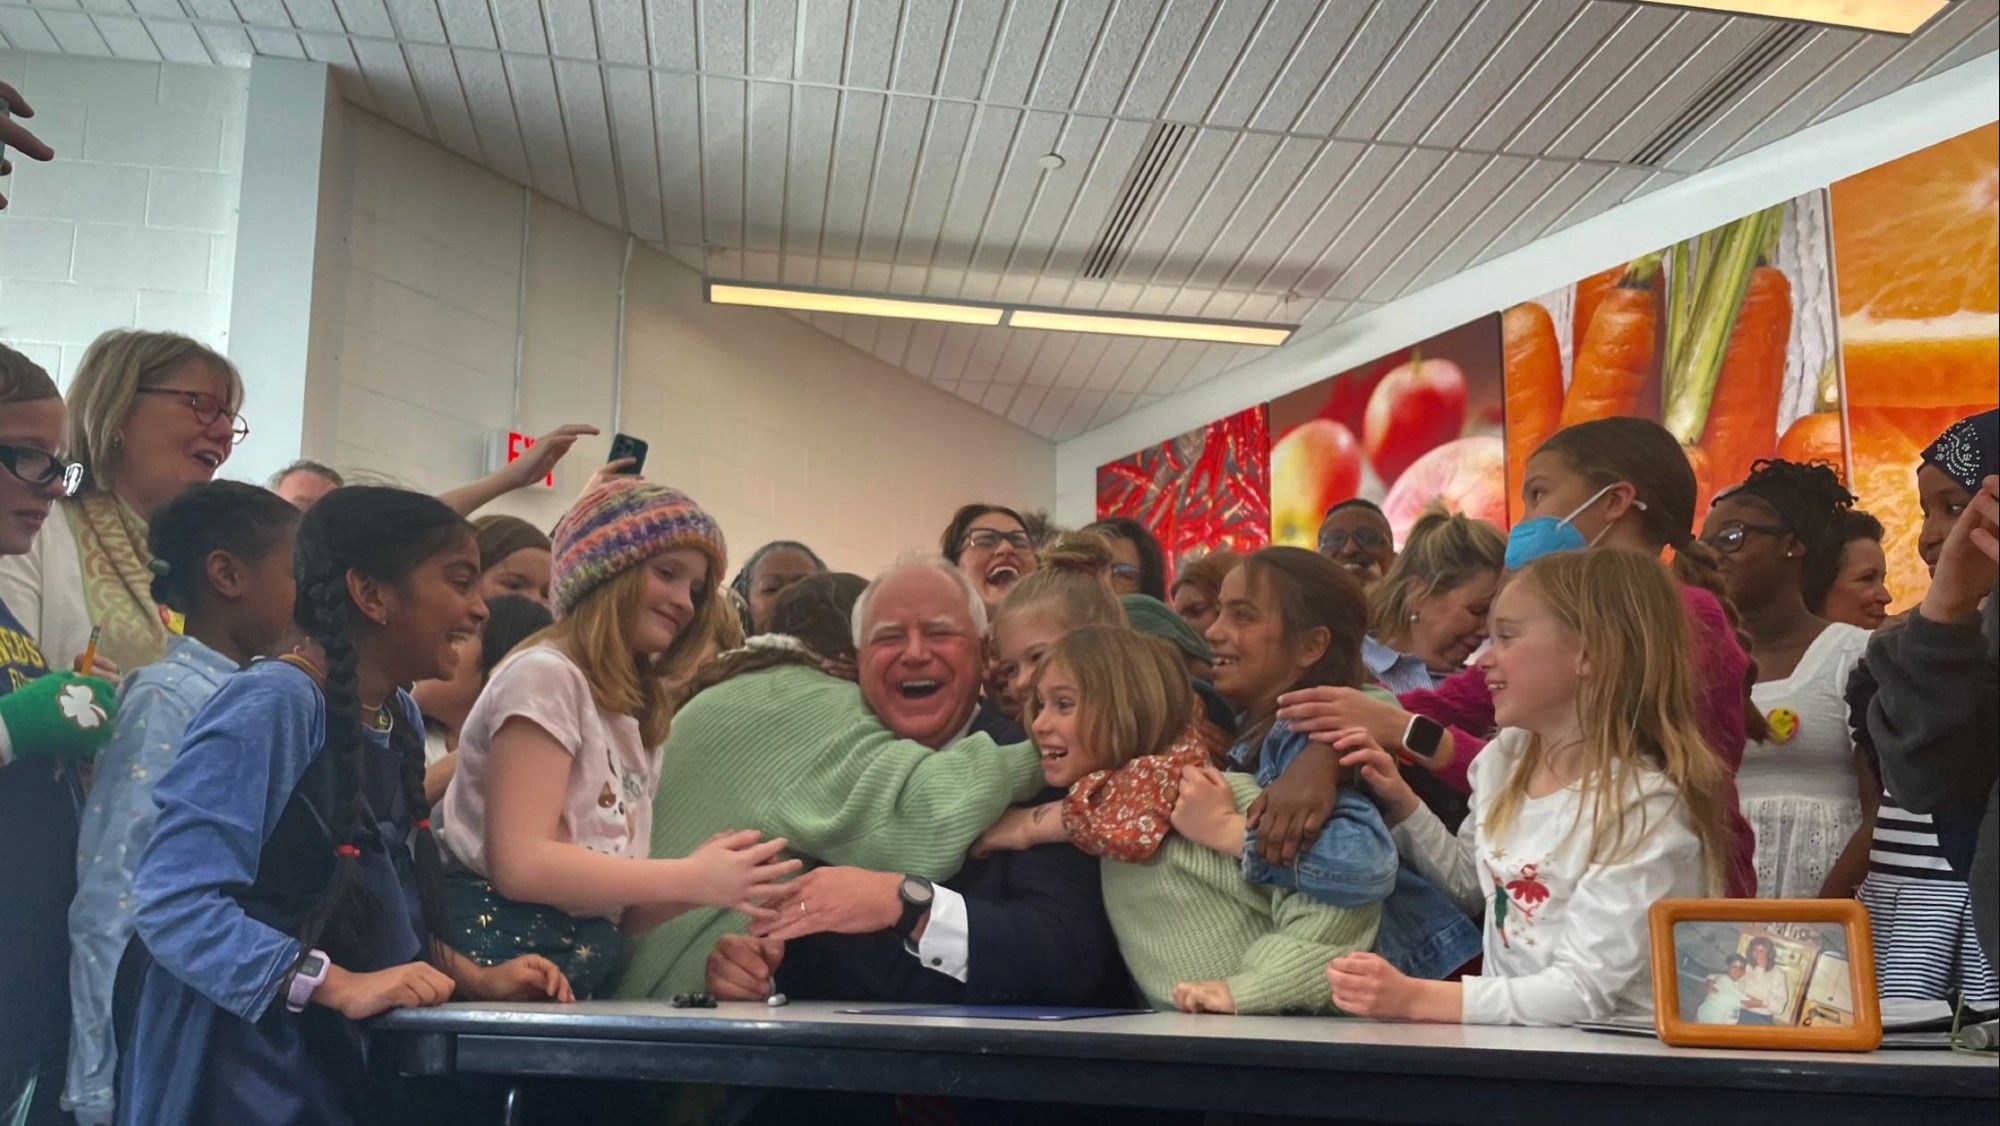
[
  {"xmin": 550, "ymin": 479, "xmax": 727, "ymax": 618},
  {"xmin": 1120, "ymin": 593, "xmax": 1213, "ymax": 665}
]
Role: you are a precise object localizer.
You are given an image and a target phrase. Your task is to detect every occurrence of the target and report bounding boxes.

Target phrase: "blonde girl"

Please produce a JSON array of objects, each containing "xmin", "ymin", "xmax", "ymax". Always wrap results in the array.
[
  {"xmin": 988, "ymin": 532, "xmax": 1127, "ymax": 711},
  {"xmin": 1328, "ymin": 550, "xmax": 1735, "ymax": 1026},
  {"xmin": 431, "ymin": 480, "xmax": 798, "ymax": 997}
]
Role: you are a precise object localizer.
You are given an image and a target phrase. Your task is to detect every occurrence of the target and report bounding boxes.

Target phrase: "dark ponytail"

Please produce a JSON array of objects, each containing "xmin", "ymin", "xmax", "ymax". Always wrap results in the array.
[
  {"xmin": 146, "ymin": 481, "xmax": 300, "ymax": 613},
  {"xmin": 290, "ymin": 486, "xmax": 471, "ymax": 969},
  {"xmin": 1536, "ymin": 418, "xmax": 1768, "ymax": 742}
]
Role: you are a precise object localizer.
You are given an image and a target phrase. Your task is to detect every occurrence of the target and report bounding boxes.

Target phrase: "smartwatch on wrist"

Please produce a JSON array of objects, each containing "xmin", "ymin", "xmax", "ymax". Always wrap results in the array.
[
  {"xmin": 893, "ymin": 875, "xmax": 934, "ymax": 952},
  {"xmin": 1400, "ymin": 714, "xmax": 1447, "ymax": 765},
  {"xmin": 286, "ymin": 949, "xmax": 330, "ymax": 1013}
]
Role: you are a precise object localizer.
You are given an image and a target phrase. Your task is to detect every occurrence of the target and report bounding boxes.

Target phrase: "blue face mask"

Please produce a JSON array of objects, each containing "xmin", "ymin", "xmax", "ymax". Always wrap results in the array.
[{"xmin": 1504, "ymin": 483, "xmax": 1637, "ymax": 571}]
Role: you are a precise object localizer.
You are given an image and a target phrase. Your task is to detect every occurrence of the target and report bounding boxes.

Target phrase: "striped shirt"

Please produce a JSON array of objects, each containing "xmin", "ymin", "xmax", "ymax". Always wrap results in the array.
[{"xmin": 1868, "ymin": 798, "xmax": 1957, "ymax": 880}]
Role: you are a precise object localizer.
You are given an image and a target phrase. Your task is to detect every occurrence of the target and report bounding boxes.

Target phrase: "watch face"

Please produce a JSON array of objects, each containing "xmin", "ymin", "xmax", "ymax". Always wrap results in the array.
[
  {"xmin": 899, "ymin": 875, "xmax": 934, "ymax": 907},
  {"xmin": 301, "ymin": 953, "xmax": 327, "ymax": 976}
]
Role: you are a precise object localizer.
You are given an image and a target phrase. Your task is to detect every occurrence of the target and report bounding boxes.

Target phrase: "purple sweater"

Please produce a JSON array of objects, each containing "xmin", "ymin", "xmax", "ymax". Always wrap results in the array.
[{"xmin": 1399, "ymin": 584, "xmax": 1757, "ymax": 898}]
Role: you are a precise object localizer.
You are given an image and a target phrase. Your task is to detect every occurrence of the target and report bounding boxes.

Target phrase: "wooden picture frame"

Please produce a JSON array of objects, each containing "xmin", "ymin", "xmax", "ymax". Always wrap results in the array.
[{"xmin": 1649, "ymin": 898, "xmax": 1881, "ymax": 1052}]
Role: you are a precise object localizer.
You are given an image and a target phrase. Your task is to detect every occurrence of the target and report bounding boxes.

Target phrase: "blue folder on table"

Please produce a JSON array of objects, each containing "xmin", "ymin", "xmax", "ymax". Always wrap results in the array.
[{"xmin": 837, "ymin": 1005, "xmax": 1148, "ymax": 1022}]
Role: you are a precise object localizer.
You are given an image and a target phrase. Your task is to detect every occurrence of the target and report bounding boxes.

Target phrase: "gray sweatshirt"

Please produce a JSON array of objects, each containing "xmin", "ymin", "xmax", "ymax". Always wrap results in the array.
[{"xmin": 1866, "ymin": 586, "xmax": 1999, "ymax": 972}]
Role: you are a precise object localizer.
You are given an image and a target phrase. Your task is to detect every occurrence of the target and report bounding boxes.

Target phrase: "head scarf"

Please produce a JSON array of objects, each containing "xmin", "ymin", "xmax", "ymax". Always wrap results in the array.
[{"xmin": 1922, "ymin": 409, "xmax": 1998, "ymax": 493}]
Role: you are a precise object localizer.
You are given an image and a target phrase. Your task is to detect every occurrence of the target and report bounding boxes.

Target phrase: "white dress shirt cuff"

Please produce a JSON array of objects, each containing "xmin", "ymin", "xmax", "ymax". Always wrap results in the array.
[{"xmin": 909, "ymin": 885, "xmax": 971, "ymax": 983}]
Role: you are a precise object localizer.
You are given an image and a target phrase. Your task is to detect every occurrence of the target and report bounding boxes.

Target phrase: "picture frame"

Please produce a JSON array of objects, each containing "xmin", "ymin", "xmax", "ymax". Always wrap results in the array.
[{"xmin": 1649, "ymin": 898, "xmax": 1881, "ymax": 1052}]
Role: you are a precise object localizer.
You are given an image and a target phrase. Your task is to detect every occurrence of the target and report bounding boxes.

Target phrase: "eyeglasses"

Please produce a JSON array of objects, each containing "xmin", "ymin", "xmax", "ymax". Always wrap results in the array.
[
  {"xmin": 1318, "ymin": 527, "xmax": 1389, "ymax": 554},
  {"xmin": 962, "ymin": 529, "xmax": 1033, "ymax": 554},
  {"xmin": 137, "ymin": 388, "xmax": 249, "ymax": 444},
  {"xmin": 1109, "ymin": 563, "xmax": 1143, "ymax": 585},
  {"xmin": 1701, "ymin": 522, "xmax": 1788, "ymax": 555},
  {"xmin": 0, "ymin": 443, "xmax": 84, "ymax": 496}
]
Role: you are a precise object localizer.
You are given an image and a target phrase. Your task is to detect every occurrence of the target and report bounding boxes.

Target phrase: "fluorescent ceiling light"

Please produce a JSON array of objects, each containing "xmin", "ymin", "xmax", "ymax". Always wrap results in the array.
[
  {"xmin": 704, "ymin": 279, "xmax": 1297, "ymax": 346},
  {"xmin": 706, "ymin": 281, "xmax": 1003, "ymax": 325},
  {"xmin": 1633, "ymin": 0, "xmax": 1948, "ymax": 34},
  {"xmin": 1006, "ymin": 308, "xmax": 1295, "ymax": 347}
]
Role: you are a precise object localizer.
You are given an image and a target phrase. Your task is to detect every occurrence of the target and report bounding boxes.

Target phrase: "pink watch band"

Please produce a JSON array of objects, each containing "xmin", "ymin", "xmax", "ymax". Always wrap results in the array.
[{"xmin": 286, "ymin": 949, "xmax": 330, "ymax": 1013}]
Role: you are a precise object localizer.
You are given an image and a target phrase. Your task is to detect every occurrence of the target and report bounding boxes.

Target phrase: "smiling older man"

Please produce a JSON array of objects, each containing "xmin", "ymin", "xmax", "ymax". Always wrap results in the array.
[{"xmin": 618, "ymin": 554, "xmax": 1049, "ymax": 1000}]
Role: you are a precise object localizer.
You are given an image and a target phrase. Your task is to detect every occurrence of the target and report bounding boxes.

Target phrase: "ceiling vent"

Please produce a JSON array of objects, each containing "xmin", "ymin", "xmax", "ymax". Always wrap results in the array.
[
  {"xmin": 1081, "ymin": 122, "xmax": 1190, "ymax": 279},
  {"xmin": 1628, "ymin": 22, "xmax": 1812, "ymax": 167}
]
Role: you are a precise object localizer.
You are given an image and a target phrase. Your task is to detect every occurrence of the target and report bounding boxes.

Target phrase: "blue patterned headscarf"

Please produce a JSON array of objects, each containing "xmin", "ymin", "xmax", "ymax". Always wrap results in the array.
[{"xmin": 1922, "ymin": 409, "xmax": 1998, "ymax": 493}]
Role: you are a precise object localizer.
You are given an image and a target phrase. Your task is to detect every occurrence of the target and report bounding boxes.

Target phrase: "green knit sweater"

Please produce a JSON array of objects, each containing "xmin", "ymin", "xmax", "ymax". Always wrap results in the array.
[
  {"xmin": 616, "ymin": 665, "xmax": 1045, "ymax": 999},
  {"xmin": 1100, "ymin": 774, "xmax": 1380, "ymax": 1015}
]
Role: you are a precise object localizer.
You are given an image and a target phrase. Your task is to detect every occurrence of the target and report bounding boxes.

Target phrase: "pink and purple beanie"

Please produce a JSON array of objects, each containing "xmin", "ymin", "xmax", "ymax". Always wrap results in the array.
[{"xmin": 549, "ymin": 479, "xmax": 728, "ymax": 617}]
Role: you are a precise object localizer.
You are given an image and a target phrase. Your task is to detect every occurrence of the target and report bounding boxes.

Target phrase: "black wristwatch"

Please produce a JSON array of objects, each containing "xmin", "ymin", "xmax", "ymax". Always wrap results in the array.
[
  {"xmin": 893, "ymin": 875, "xmax": 934, "ymax": 948},
  {"xmin": 1401, "ymin": 714, "xmax": 1447, "ymax": 763}
]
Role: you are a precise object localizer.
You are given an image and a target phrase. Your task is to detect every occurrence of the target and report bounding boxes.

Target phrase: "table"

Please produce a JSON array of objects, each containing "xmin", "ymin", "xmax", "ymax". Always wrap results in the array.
[{"xmin": 374, "ymin": 1000, "xmax": 1999, "ymax": 1124}]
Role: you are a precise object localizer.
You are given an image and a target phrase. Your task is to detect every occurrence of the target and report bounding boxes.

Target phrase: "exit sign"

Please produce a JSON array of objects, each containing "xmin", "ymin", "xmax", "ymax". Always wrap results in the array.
[{"xmin": 490, "ymin": 430, "xmax": 554, "ymax": 488}]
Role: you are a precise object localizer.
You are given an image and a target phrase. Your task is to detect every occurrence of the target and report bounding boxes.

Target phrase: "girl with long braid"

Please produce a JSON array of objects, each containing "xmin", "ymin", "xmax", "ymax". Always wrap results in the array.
[{"xmin": 118, "ymin": 487, "xmax": 569, "ymax": 1126}]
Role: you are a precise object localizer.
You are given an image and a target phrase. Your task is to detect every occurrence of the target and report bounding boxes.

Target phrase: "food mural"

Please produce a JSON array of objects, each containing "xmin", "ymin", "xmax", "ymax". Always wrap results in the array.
[{"xmin": 1098, "ymin": 125, "xmax": 1998, "ymax": 611}]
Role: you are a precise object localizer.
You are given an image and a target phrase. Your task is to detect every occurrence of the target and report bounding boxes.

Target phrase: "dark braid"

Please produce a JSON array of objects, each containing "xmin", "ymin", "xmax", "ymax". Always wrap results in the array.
[
  {"xmin": 1721, "ymin": 458, "xmax": 1855, "ymax": 613},
  {"xmin": 289, "ymin": 486, "xmax": 471, "ymax": 973},
  {"xmin": 146, "ymin": 480, "xmax": 300, "ymax": 613}
]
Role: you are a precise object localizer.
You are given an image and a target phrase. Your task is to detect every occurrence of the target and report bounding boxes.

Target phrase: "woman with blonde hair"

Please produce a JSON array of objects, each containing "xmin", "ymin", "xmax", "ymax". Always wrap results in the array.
[
  {"xmin": 0, "ymin": 330, "xmax": 244, "ymax": 671},
  {"xmin": 1365, "ymin": 504, "xmax": 1504, "ymax": 695},
  {"xmin": 1329, "ymin": 550, "xmax": 1734, "ymax": 1027}
]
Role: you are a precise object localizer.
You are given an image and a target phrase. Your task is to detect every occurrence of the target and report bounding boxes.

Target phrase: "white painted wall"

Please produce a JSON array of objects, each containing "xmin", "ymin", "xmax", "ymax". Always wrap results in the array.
[
  {"xmin": 313, "ymin": 107, "xmax": 1053, "ymax": 577},
  {"xmin": 0, "ymin": 49, "xmax": 246, "ymax": 386},
  {"xmin": 1050, "ymin": 54, "xmax": 2000, "ymax": 526}
]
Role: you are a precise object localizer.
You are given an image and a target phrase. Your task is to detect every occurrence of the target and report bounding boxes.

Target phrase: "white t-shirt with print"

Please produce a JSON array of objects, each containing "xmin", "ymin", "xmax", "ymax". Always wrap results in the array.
[
  {"xmin": 1393, "ymin": 728, "xmax": 1707, "ymax": 1026},
  {"xmin": 435, "ymin": 643, "xmax": 657, "ymax": 919}
]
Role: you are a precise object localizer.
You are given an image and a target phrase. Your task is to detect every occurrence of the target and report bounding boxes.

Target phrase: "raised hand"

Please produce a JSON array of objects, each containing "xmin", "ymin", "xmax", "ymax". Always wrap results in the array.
[{"xmin": 684, "ymin": 829, "xmax": 802, "ymax": 911}]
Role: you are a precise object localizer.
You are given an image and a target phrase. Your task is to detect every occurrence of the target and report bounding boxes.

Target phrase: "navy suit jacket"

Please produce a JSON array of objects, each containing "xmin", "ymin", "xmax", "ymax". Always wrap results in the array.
[{"xmin": 775, "ymin": 788, "xmax": 1132, "ymax": 1008}]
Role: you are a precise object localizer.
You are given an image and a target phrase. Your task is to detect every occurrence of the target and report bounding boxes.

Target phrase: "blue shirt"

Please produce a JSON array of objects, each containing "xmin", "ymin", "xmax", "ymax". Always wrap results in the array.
[
  {"xmin": 1363, "ymin": 634, "xmax": 1444, "ymax": 696},
  {"xmin": 65, "ymin": 634, "xmax": 238, "ymax": 1125}
]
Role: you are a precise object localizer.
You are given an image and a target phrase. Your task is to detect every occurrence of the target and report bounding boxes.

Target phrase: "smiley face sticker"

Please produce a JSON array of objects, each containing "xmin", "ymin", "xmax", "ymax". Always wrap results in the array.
[{"xmin": 1766, "ymin": 707, "xmax": 1800, "ymax": 745}]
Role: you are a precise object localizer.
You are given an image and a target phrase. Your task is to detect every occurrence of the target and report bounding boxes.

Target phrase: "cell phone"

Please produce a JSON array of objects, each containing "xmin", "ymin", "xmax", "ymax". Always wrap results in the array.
[{"xmin": 607, "ymin": 433, "xmax": 648, "ymax": 476}]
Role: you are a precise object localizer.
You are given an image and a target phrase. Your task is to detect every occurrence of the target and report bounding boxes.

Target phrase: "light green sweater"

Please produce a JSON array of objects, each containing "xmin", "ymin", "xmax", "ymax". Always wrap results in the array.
[
  {"xmin": 1100, "ymin": 775, "xmax": 1380, "ymax": 1015},
  {"xmin": 616, "ymin": 665, "xmax": 1045, "ymax": 999}
]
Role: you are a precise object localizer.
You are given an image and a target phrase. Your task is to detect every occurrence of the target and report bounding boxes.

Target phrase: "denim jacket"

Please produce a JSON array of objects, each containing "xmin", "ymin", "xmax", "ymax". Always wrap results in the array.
[{"xmin": 1231, "ymin": 718, "xmax": 1482, "ymax": 981}]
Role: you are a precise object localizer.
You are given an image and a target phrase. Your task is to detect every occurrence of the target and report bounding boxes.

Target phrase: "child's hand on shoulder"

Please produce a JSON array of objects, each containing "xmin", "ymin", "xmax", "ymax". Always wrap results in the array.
[
  {"xmin": 1171, "ymin": 979, "xmax": 1236, "ymax": 1014},
  {"xmin": 1245, "ymin": 745, "xmax": 1338, "ymax": 866},
  {"xmin": 685, "ymin": 829, "xmax": 804, "ymax": 911},
  {"xmin": 317, "ymin": 961, "xmax": 456, "ymax": 1020},
  {"xmin": 1170, "ymin": 765, "xmax": 1246, "ymax": 859},
  {"xmin": 1333, "ymin": 729, "xmax": 1421, "ymax": 826},
  {"xmin": 459, "ymin": 954, "xmax": 575, "ymax": 1004}
]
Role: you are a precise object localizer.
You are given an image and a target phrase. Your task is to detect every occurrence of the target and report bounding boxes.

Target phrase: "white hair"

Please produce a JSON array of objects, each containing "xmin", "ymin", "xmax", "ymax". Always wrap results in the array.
[{"xmin": 852, "ymin": 550, "xmax": 989, "ymax": 648}]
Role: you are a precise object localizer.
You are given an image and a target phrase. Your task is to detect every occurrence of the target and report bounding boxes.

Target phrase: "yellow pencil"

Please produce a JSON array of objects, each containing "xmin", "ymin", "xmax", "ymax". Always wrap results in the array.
[{"xmin": 76, "ymin": 625, "xmax": 101, "ymax": 675}]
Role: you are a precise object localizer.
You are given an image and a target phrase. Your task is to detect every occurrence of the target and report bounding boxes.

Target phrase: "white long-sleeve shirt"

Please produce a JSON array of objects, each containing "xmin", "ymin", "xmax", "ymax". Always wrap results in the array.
[{"xmin": 1392, "ymin": 728, "xmax": 1706, "ymax": 1026}]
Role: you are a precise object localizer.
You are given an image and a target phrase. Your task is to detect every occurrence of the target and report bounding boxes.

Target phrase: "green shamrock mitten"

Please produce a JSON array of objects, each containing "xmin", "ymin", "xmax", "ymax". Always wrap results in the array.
[{"xmin": 0, "ymin": 671, "xmax": 119, "ymax": 764}]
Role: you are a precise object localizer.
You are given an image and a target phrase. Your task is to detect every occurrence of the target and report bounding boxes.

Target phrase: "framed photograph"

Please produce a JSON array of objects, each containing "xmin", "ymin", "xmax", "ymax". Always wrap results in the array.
[{"xmin": 1649, "ymin": 899, "xmax": 1881, "ymax": 1051}]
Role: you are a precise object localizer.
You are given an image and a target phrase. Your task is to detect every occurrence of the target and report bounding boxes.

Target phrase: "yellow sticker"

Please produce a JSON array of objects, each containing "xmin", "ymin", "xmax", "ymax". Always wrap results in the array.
[{"xmin": 1767, "ymin": 706, "xmax": 1800, "ymax": 745}]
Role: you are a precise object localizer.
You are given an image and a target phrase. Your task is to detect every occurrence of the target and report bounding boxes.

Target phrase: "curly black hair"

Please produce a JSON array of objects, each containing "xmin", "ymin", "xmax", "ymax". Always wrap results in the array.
[{"xmin": 1719, "ymin": 458, "xmax": 1855, "ymax": 611}]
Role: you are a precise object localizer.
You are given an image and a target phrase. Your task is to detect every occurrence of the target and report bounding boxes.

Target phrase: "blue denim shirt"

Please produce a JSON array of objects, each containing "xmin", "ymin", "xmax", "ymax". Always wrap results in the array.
[
  {"xmin": 1363, "ymin": 635, "xmax": 1445, "ymax": 696},
  {"xmin": 64, "ymin": 635, "xmax": 237, "ymax": 1125},
  {"xmin": 1231, "ymin": 718, "xmax": 1481, "ymax": 981}
]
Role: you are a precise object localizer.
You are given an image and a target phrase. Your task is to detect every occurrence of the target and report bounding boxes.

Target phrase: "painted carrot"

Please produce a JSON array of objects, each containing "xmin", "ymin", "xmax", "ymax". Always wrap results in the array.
[
  {"xmin": 1698, "ymin": 263, "xmax": 1792, "ymax": 490},
  {"xmin": 1560, "ymin": 255, "xmax": 1661, "ymax": 428},
  {"xmin": 1572, "ymin": 264, "xmax": 1625, "ymax": 355},
  {"xmin": 1503, "ymin": 302, "xmax": 1563, "ymax": 520},
  {"xmin": 1684, "ymin": 443, "xmax": 1716, "ymax": 522}
]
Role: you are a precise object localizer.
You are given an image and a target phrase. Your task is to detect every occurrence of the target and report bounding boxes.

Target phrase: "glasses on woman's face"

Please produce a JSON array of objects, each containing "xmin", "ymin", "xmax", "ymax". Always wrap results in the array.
[
  {"xmin": 0, "ymin": 443, "xmax": 85, "ymax": 496},
  {"xmin": 1109, "ymin": 563, "xmax": 1143, "ymax": 586},
  {"xmin": 138, "ymin": 388, "xmax": 250, "ymax": 444},
  {"xmin": 962, "ymin": 528, "xmax": 1033, "ymax": 554},
  {"xmin": 1701, "ymin": 522, "xmax": 1788, "ymax": 555},
  {"xmin": 1318, "ymin": 527, "xmax": 1388, "ymax": 554}
]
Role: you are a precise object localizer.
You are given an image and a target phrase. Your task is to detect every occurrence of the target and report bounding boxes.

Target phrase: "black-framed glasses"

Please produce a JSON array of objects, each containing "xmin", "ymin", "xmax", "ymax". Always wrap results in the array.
[
  {"xmin": 137, "ymin": 388, "xmax": 249, "ymax": 444},
  {"xmin": 1702, "ymin": 522, "xmax": 1789, "ymax": 555},
  {"xmin": 0, "ymin": 443, "xmax": 84, "ymax": 496},
  {"xmin": 962, "ymin": 528, "xmax": 1033, "ymax": 554},
  {"xmin": 1319, "ymin": 527, "xmax": 1388, "ymax": 554}
]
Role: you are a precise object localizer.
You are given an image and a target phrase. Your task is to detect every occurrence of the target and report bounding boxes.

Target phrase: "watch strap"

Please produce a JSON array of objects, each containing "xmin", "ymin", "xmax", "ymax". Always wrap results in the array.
[{"xmin": 286, "ymin": 949, "xmax": 330, "ymax": 1013}]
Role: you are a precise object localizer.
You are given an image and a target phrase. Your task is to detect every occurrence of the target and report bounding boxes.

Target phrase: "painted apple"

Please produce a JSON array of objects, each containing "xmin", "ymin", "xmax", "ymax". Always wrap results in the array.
[
  {"xmin": 1364, "ymin": 355, "xmax": 1469, "ymax": 482},
  {"xmin": 1271, "ymin": 419, "xmax": 1362, "ymax": 549},
  {"xmin": 1380, "ymin": 435, "xmax": 1507, "ymax": 544},
  {"xmin": 1315, "ymin": 355, "xmax": 1399, "ymax": 437}
]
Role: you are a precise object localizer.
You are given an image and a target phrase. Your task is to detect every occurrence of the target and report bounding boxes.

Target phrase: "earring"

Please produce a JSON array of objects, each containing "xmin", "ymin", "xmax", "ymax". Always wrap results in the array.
[{"xmin": 1408, "ymin": 611, "xmax": 1419, "ymax": 623}]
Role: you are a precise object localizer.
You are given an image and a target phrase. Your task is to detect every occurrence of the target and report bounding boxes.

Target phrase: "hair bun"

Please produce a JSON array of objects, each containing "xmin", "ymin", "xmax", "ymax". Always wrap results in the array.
[{"xmin": 1040, "ymin": 531, "xmax": 1113, "ymax": 576}]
